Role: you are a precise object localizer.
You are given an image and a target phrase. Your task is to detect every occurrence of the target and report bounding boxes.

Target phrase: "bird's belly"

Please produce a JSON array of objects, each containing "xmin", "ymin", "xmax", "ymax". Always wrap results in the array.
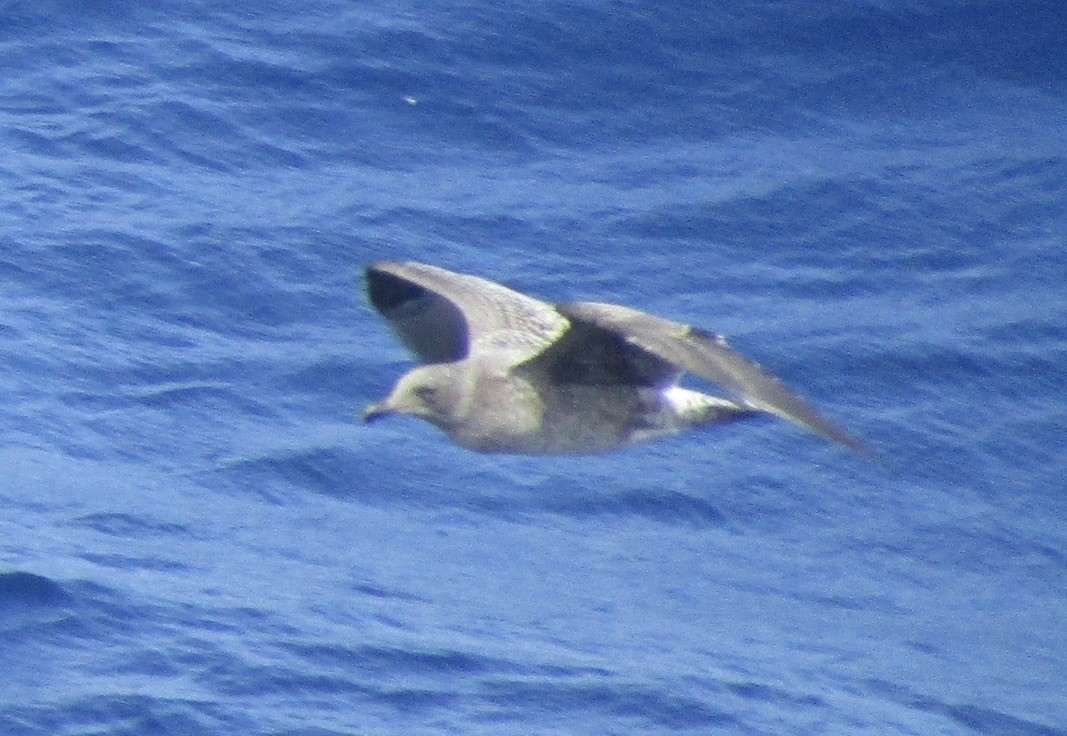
[{"xmin": 450, "ymin": 385, "xmax": 651, "ymax": 454}]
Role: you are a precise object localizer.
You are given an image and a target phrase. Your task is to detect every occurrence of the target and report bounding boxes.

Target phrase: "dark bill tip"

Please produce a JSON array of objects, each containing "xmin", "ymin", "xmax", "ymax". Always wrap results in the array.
[{"xmin": 362, "ymin": 401, "xmax": 392, "ymax": 423}]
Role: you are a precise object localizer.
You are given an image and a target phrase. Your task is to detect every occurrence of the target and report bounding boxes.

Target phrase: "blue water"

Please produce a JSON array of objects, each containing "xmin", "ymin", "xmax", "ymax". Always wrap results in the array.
[{"xmin": 1, "ymin": 1, "xmax": 1064, "ymax": 734}]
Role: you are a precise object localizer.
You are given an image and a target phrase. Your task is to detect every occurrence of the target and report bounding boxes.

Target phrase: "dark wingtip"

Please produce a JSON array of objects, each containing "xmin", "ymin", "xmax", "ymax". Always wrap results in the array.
[
  {"xmin": 843, "ymin": 434, "xmax": 882, "ymax": 464},
  {"xmin": 828, "ymin": 429, "xmax": 877, "ymax": 460}
]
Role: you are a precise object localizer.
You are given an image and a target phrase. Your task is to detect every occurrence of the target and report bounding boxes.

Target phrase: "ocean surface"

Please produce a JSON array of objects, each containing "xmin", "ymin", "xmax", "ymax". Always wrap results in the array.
[{"xmin": 1, "ymin": 1, "xmax": 1064, "ymax": 734}]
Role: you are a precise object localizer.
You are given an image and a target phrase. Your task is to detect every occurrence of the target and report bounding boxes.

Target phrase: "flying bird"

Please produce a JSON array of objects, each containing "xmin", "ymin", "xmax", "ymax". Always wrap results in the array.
[{"xmin": 364, "ymin": 261, "xmax": 867, "ymax": 456}]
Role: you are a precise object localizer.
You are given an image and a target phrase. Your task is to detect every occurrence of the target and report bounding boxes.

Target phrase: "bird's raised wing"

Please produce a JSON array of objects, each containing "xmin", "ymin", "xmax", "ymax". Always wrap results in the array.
[
  {"xmin": 366, "ymin": 261, "xmax": 567, "ymax": 364},
  {"xmin": 557, "ymin": 302, "xmax": 869, "ymax": 454}
]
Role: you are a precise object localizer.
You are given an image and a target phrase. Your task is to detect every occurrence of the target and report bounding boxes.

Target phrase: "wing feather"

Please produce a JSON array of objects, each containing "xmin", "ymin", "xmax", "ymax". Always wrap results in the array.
[
  {"xmin": 558, "ymin": 302, "xmax": 869, "ymax": 454},
  {"xmin": 366, "ymin": 261, "xmax": 566, "ymax": 363}
]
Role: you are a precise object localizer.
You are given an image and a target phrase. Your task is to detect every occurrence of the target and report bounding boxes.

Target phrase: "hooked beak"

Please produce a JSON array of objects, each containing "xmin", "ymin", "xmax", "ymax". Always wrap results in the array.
[{"xmin": 362, "ymin": 400, "xmax": 393, "ymax": 423}]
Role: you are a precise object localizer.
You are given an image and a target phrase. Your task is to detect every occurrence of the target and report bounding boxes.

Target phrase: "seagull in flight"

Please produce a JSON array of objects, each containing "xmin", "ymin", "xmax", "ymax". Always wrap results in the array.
[{"xmin": 364, "ymin": 261, "xmax": 868, "ymax": 456}]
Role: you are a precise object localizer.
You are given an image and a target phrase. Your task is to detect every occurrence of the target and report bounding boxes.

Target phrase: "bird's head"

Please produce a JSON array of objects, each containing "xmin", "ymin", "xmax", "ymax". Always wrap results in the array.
[{"xmin": 363, "ymin": 364, "xmax": 461, "ymax": 429}]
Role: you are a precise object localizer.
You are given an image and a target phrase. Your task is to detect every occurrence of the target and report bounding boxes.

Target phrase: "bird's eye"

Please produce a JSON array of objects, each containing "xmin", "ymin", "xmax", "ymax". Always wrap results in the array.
[{"xmin": 414, "ymin": 385, "xmax": 437, "ymax": 403}]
